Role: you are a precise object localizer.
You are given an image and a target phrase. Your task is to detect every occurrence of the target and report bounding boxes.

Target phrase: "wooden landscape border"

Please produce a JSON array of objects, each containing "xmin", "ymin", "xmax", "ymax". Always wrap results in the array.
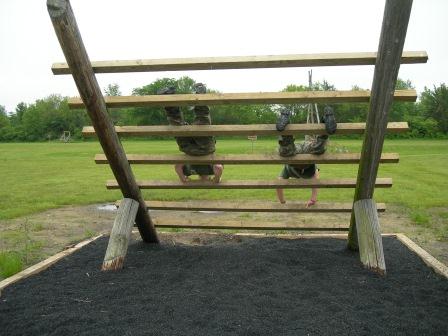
[
  {"xmin": 0, "ymin": 234, "xmax": 103, "ymax": 296},
  {"xmin": 1, "ymin": 232, "xmax": 445, "ymax": 295}
]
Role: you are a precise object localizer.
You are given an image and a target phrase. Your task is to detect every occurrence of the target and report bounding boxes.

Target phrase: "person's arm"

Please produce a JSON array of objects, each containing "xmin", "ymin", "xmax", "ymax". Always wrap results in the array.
[
  {"xmin": 306, "ymin": 169, "xmax": 320, "ymax": 207},
  {"xmin": 174, "ymin": 164, "xmax": 189, "ymax": 183},
  {"xmin": 276, "ymin": 176, "xmax": 286, "ymax": 204}
]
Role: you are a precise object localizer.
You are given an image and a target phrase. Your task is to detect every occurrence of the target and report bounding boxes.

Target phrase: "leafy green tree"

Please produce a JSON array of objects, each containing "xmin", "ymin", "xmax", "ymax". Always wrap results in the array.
[
  {"xmin": 104, "ymin": 83, "xmax": 123, "ymax": 125},
  {"xmin": 419, "ymin": 83, "xmax": 448, "ymax": 133},
  {"xmin": 130, "ymin": 77, "xmax": 197, "ymax": 126},
  {"xmin": 0, "ymin": 105, "xmax": 9, "ymax": 129}
]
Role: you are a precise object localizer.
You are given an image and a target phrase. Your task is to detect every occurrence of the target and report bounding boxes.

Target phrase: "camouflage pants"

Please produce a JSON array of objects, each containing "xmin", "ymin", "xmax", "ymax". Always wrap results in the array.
[
  {"xmin": 278, "ymin": 134, "xmax": 328, "ymax": 157},
  {"xmin": 165, "ymin": 105, "xmax": 216, "ymax": 156}
]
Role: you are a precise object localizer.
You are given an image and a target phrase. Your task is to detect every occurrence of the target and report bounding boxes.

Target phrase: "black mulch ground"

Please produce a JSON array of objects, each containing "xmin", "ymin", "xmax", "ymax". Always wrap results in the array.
[{"xmin": 1, "ymin": 234, "xmax": 447, "ymax": 336}]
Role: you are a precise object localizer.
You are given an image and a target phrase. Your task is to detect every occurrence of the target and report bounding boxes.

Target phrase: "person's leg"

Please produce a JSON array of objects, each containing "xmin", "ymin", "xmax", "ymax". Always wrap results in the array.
[
  {"xmin": 174, "ymin": 164, "xmax": 189, "ymax": 182},
  {"xmin": 190, "ymin": 83, "xmax": 216, "ymax": 155},
  {"xmin": 294, "ymin": 134, "xmax": 328, "ymax": 155},
  {"xmin": 276, "ymin": 177, "xmax": 287, "ymax": 204},
  {"xmin": 158, "ymin": 86, "xmax": 195, "ymax": 154},
  {"xmin": 306, "ymin": 169, "xmax": 320, "ymax": 207},
  {"xmin": 212, "ymin": 164, "xmax": 224, "ymax": 183}
]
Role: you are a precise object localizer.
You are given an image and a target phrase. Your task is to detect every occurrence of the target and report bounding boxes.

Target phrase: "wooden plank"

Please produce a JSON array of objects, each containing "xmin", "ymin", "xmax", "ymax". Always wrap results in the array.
[
  {"xmin": 128, "ymin": 200, "xmax": 387, "ymax": 213},
  {"xmin": 47, "ymin": 0, "xmax": 158, "ymax": 243},
  {"xmin": 102, "ymin": 198, "xmax": 139, "ymax": 271},
  {"xmin": 354, "ymin": 199, "xmax": 386, "ymax": 275},
  {"xmin": 396, "ymin": 234, "xmax": 448, "ymax": 279},
  {"xmin": 82, "ymin": 122, "xmax": 409, "ymax": 137},
  {"xmin": 0, "ymin": 234, "xmax": 103, "ymax": 294},
  {"xmin": 348, "ymin": 0, "xmax": 413, "ymax": 251},
  {"xmin": 106, "ymin": 178, "xmax": 393, "ymax": 190},
  {"xmin": 52, "ymin": 51, "xmax": 428, "ymax": 74},
  {"xmin": 68, "ymin": 90, "xmax": 417, "ymax": 109},
  {"xmin": 95, "ymin": 153, "xmax": 399, "ymax": 165},
  {"xmin": 152, "ymin": 219, "xmax": 348, "ymax": 231}
]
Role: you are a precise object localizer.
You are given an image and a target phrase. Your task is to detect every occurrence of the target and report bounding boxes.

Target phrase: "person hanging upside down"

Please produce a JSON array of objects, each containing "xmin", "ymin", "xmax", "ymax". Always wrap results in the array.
[
  {"xmin": 158, "ymin": 83, "xmax": 224, "ymax": 183},
  {"xmin": 275, "ymin": 106, "xmax": 337, "ymax": 206}
]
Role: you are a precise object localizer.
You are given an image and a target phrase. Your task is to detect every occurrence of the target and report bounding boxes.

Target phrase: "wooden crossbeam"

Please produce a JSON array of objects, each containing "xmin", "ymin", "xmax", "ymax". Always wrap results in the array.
[
  {"xmin": 106, "ymin": 178, "xmax": 393, "ymax": 190},
  {"xmin": 69, "ymin": 90, "xmax": 417, "ymax": 109},
  {"xmin": 95, "ymin": 153, "xmax": 399, "ymax": 165},
  {"xmin": 52, "ymin": 51, "xmax": 428, "ymax": 75},
  {"xmin": 83, "ymin": 122, "xmax": 409, "ymax": 137},
  {"xmin": 130, "ymin": 200, "xmax": 387, "ymax": 213},
  {"xmin": 152, "ymin": 220, "xmax": 349, "ymax": 231}
]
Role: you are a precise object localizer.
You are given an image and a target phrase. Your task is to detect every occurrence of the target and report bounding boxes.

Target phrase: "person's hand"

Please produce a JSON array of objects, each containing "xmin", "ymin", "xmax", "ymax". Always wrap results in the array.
[{"xmin": 306, "ymin": 199, "xmax": 317, "ymax": 208}]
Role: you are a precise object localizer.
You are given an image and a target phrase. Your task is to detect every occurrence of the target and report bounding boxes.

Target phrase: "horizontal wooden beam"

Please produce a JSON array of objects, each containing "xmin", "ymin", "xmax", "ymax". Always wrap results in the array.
[
  {"xmin": 83, "ymin": 122, "xmax": 409, "ymax": 137},
  {"xmin": 69, "ymin": 90, "xmax": 417, "ymax": 109},
  {"xmin": 153, "ymin": 220, "xmax": 349, "ymax": 231},
  {"xmin": 95, "ymin": 153, "xmax": 399, "ymax": 165},
  {"xmin": 52, "ymin": 51, "xmax": 428, "ymax": 74},
  {"xmin": 106, "ymin": 178, "xmax": 393, "ymax": 189},
  {"xmin": 128, "ymin": 200, "xmax": 387, "ymax": 213}
]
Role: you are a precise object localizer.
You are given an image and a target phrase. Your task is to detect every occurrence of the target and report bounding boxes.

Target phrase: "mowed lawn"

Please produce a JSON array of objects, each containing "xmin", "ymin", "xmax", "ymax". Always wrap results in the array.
[{"xmin": 0, "ymin": 139, "xmax": 447, "ymax": 220}]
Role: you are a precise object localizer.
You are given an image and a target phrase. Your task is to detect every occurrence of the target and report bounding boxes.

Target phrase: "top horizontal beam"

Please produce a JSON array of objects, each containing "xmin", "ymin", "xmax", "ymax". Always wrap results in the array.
[
  {"xmin": 52, "ymin": 51, "xmax": 428, "ymax": 74},
  {"xmin": 68, "ymin": 90, "xmax": 417, "ymax": 109}
]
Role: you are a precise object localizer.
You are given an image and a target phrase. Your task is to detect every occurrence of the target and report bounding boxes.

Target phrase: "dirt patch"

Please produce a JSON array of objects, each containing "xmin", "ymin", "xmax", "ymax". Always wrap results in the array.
[
  {"xmin": 1, "ymin": 234, "xmax": 447, "ymax": 335},
  {"xmin": 0, "ymin": 204, "xmax": 447, "ymax": 267}
]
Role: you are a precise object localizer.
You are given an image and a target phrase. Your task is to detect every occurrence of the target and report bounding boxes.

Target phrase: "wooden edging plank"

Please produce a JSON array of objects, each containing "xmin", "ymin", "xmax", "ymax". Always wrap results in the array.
[
  {"xmin": 96, "ymin": 153, "xmax": 399, "ymax": 165},
  {"xmin": 396, "ymin": 234, "xmax": 448, "ymax": 279},
  {"xmin": 0, "ymin": 234, "xmax": 103, "ymax": 294},
  {"xmin": 68, "ymin": 90, "xmax": 417, "ymax": 109},
  {"xmin": 82, "ymin": 122, "xmax": 409, "ymax": 137},
  {"xmin": 52, "ymin": 51, "xmax": 428, "ymax": 75},
  {"xmin": 106, "ymin": 178, "xmax": 393, "ymax": 190},
  {"xmin": 125, "ymin": 200, "xmax": 387, "ymax": 213}
]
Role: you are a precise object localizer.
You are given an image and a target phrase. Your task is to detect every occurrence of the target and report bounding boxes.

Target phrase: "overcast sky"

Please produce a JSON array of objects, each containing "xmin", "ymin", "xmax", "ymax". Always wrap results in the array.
[{"xmin": 1, "ymin": 0, "xmax": 447, "ymax": 112}]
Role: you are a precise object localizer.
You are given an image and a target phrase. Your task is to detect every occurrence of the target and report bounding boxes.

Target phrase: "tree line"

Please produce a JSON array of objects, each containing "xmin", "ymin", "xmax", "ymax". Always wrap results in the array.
[{"xmin": 0, "ymin": 76, "xmax": 447, "ymax": 141}]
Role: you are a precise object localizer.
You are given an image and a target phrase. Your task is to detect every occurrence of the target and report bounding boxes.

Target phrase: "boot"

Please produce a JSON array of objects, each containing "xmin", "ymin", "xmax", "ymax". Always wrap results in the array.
[
  {"xmin": 276, "ymin": 107, "xmax": 291, "ymax": 131},
  {"xmin": 157, "ymin": 86, "xmax": 185, "ymax": 126},
  {"xmin": 278, "ymin": 135, "xmax": 296, "ymax": 157},
  {"xmin": 322, "ymin": 106, "xmax": 337, "ymax": 135}
]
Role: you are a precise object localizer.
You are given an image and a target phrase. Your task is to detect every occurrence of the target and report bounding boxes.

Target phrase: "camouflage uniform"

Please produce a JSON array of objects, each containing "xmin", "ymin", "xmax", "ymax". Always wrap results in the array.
[
  {"xmin": 162, "ymin": 88, "xmax": 216, "ymax": 156},
  {"xmin": 278, "ymin": 134, "xmax": 328, "ymax": 180}
]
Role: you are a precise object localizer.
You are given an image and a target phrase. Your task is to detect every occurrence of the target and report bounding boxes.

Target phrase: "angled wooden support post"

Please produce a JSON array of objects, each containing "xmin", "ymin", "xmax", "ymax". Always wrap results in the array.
[
  {"xmin": 348, "ymin": 0, "xmax": 413, "ymax": 253},
  {"xmin": 102, "ymin": 198, "xmax": 139, "ymax": 271},
  {"xmin": 353, "ymin": 199, "xmax": 386, "ymax": 274},
  {"xmin": 47, "ymin": 0, "xmax": 158, "ymax": 243}
]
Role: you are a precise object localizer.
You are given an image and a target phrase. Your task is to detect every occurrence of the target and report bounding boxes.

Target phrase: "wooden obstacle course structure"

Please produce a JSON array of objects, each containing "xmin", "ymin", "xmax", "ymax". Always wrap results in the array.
[{"xmin": 48, "ymin": 0, "xmax": 423, "ymax": 273}]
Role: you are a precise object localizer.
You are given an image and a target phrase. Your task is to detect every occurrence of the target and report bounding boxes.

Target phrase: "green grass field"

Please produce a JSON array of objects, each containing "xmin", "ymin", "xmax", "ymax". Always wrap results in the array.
[{"xmin": 0, "ymin": 138, "xmax": 447, "ymax": 220}]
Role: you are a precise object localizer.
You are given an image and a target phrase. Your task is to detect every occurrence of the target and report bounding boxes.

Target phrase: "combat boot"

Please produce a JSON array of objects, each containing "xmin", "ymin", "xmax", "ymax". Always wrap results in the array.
[
  {"xmin": 322, "ymin": 106, "xmax": 337, "ymax": 135},
  {"xmin": 157, "ymin": 86, "xmax": 185, "ymax": 126},
  {"xmin": 276, "ymin": 107, "xmax": 291, "ymax": 131},
  {"xmin": 278, "ymin": 135, "xmax": 296, "ymax": 157}
]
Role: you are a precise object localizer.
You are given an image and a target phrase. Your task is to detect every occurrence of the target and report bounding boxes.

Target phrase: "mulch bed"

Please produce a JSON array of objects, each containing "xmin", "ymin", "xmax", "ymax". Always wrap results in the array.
[{"xmin": 1, "ymin": 233, "xmax": 447, "ymax": 336}]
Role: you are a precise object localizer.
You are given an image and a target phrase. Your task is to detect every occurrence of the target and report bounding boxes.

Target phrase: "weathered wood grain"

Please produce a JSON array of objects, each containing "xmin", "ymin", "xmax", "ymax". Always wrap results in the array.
[
  {"xmin": 95, "ymin": 153, "xmax": 400, "ymax": 165},
  {"xmin": 47, "ymin": 0, "xmax": 158, "ymax": 243},
  {"xmin": 69, "ymin": 90, "xmax": 417, "ymax": 109},
  {"xmin": 82, "ymin": 122, "xmax": 409, "ymax": 137},
  {"xmin": 354, "ymin": 199, "xmax": 386, "ymax": 275},
  {"xmin": 52, "ymin": 51, "xmax": 428, "ymax": 74},
  {"xmin": 348, "ymin": 0, "xmax": 414, "ymax": 251},
  {"xmin": 106, "ymin": 178, "xmax": 393, "ymax": 189},
  {"xmin": 102, "ymin": 198, "xmax": 139, "ymax": 271}
]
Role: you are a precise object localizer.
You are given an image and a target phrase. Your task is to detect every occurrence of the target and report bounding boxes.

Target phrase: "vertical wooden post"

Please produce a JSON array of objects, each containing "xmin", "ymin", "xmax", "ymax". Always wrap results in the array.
[
  {"xmin": 102, "ymin": 198, "xmax": 139, "ymax": 271},
  {"xmin": 47, "ymin": 0, "xmax": 158, "ymax": 243},
  {"xmin": 348, "ymin": 0, "xmax": 413, "ymax": 250},
  {"xmin": 353, "ymin": 199, "xmax": 386, "ymax": 274}
]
